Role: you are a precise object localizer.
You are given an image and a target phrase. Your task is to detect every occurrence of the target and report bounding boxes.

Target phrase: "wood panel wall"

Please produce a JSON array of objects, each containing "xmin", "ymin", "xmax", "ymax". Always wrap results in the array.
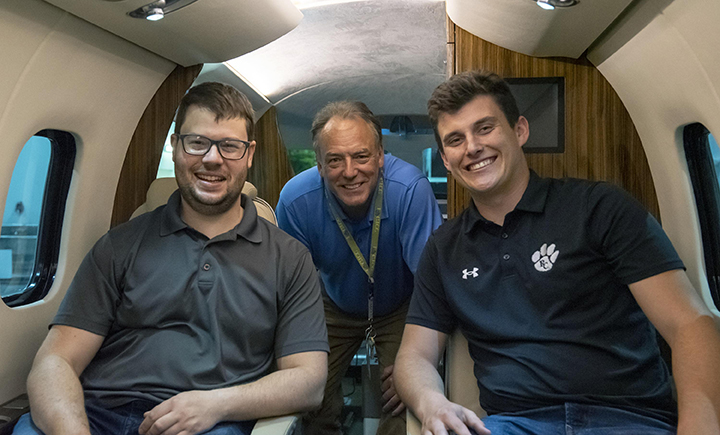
[
  {"xmin": 446, "ymin": 23, "xmax": 660, "ymax": 221},
  {"xmin": 111, "ymin": 64, "xmax": 202, "ymax": 227},
  {"xmin": 247, "ymin": 105, "xmax": 295, "ymax": 208}
]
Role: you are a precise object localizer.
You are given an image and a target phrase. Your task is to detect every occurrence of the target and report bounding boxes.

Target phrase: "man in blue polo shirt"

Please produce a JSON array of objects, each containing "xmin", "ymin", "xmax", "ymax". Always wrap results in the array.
[
  {"xmin": 394, "ymin": 70, "xmax": 720, "ymax": 435},
  {"xmin": 276, "ymin": 101, "xmax": 443, "ymax": 435}
]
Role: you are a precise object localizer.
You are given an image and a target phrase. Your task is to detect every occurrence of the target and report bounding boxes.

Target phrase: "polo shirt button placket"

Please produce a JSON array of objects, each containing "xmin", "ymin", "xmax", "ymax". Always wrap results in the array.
[{"xmin": 203, "ymin": 263, "xmax": 211, "ymax": 271}]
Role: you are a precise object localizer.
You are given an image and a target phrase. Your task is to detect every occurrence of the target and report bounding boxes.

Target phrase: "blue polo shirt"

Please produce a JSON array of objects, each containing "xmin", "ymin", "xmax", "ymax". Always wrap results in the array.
[
  {"xmin": 277, "ymin": 154, "xmax": 443, "ymax": 317},
  {"xmin": 408, "ymin": 171, "xmax": 682, "ymax": 420}
]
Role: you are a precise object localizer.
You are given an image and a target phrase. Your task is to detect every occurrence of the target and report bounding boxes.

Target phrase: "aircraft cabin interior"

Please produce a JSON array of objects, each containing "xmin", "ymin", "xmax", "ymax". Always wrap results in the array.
[{"xmin": 1, "ymin": 0, "xmax": 720, "ymax": 433}]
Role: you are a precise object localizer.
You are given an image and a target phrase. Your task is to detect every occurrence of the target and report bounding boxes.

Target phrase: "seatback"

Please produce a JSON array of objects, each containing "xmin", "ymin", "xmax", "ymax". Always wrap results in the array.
[
  {"xmin": 130, "ymin": 177, "xmax": 277, "ymax": 226},
  {"xmin": 445, "ymin": 329, "xmax": 486, "ymax": 418}
]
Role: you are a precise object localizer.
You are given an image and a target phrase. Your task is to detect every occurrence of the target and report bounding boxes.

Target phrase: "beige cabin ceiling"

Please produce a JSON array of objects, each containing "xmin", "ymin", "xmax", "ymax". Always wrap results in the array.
[
  {"xmin": 41, "ymin": 0, "xmax": 303, "ymax": 66},
  {"xmin": 447, "ymin": 0, "xmax": 635, "ymax": 58}
]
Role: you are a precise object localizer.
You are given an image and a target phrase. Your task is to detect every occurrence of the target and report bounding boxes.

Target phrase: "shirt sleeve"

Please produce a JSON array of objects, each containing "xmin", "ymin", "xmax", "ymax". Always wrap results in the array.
[
  {"xmin": 52, "ymin": 233, "xmax": 121, "ymax": 336},
  {"xmin": 274, "ymin": 246, "xmax": 329, "ymax": 358},
  {"xmin": 406, "ymin": 235, "xmax": 457, "ymax": 334},
  {"xmin": 398, "ymin": 177, "xmax": 444, "ymax": 274},
  {"xmin": 586, "ymin": 182, "xmax": 685, "ymax": 285},
  {"xmin": 276, "ymin": 190, "xmax": 312, "ymax": 251}
]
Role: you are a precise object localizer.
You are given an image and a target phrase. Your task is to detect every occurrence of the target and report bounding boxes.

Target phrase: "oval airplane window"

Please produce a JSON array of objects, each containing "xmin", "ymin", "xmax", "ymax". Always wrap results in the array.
[
  {"xmin": 1, "ymin": 130, "xmax": 76, "ymax": 307},
  {"xmin": 683, "ymin": 123, "xmax": 720, "ymax": 309}
]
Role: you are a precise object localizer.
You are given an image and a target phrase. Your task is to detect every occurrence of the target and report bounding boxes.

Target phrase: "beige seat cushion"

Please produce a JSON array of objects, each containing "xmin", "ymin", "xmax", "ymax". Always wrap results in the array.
[{"xmin": 130, "ymin": 177, "xmax": 276, "ymax": 226}]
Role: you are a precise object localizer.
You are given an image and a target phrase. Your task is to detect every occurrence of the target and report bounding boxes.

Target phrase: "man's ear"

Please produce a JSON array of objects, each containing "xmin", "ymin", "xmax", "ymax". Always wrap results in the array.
[
  {"xmin": 170, "ymin": 134, "xmax": 178, "ymax": 163},
  {"xmin": 440, "ymin": 149, "xmax": 451, "ymax": 172},
  {"xmin": 245, "ymin": 141, "xmax": 256, "ymax": 169},
  {"xmin": 515, "ymin": 116, "xmax": 530, "ymax": 148}
]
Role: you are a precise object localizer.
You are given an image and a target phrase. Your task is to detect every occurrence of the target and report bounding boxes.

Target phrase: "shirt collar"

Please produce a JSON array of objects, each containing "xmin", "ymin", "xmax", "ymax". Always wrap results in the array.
[
  {"xmin": 462, "ymin": 170, "xmax": 550, "ymax": 233},
  {"xmin": 160, "ymin": 190, "xmax": 262, "ymax": 243}
]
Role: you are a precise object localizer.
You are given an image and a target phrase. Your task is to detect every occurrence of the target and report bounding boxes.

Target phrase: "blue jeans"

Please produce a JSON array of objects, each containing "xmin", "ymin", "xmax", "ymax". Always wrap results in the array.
[
  {"xmin": 481, "ymin": 403, "xmax": 676, "ymax": 435},
  {"xmin": 12, "ymin": 399, "xmax": 256, "ymax": 435}
]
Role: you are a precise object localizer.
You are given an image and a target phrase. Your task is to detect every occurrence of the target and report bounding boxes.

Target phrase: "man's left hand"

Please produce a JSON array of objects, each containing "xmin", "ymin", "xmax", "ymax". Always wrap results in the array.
[
  {"xmin": 138, "ymin": 390, "xmax": 223, "ymax": 435},
  {"xmin": 381, "ymin": 364, "xmax": 406, "ymax": 416}
]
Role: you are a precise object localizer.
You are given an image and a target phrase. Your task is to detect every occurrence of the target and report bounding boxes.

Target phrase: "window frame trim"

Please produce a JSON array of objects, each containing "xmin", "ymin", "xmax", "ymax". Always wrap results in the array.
[{"xmin": 3, "ymin": 129, "xmax": 76, "ymax": 307}]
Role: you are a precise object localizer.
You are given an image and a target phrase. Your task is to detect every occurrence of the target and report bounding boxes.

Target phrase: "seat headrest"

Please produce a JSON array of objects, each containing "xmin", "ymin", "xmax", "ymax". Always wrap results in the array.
[{"xmin": 130, "ymin": 178, "xmax": 276, "ymax": 226}]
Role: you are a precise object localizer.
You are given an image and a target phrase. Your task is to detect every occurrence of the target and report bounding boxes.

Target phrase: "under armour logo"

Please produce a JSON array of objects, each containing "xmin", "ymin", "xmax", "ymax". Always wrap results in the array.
[
  {"xmin": 462, "ymin": 267, "xmax": 479, "ymax": 279},
  {"xmin": 532, "ymin": 243, "xmax": 559, "ymax": 272}
]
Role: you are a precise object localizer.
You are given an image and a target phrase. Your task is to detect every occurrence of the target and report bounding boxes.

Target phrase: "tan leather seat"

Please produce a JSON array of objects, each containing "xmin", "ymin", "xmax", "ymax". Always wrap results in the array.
[
  {"xmin": 407, "ymin": 329, "xmax": 486, "ymax": 435},
  {"xmin": 131, "ymin": 177, "xmax": 277, "ymax": 226}
]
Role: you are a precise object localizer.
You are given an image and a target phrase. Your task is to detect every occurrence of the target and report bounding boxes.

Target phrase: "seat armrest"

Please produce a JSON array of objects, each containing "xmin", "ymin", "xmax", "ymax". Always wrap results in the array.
[
  {"xmin": 251, "ymin": 415, "xmax": 299, "ymax": 435},
  {"xmin": 407, "ymin": 409, "xmax": 422, "ymax": 435}
]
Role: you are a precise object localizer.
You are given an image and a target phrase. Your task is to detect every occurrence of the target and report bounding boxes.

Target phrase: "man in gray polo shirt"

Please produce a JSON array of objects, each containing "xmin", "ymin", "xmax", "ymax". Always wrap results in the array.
[{"xmin": 14, "ymin": 82, "xmax": 329, "ymax": 435}]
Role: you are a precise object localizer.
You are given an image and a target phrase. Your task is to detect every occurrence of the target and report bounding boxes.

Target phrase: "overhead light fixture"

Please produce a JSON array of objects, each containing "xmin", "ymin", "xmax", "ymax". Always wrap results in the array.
[
  {"xmin": 534, "ymin": 0, "xmax": 579, "ymax": 10},
  {"xmin": 537, "ymin": 0, "xmax": 554, "ymax": 10},
  {"xmin": 145, "ymin": 7, "xmax": 165, "ymax": 21},
  {"xmin": 128, "ymin": 0, "xmax": 200, "ymax": 21}
]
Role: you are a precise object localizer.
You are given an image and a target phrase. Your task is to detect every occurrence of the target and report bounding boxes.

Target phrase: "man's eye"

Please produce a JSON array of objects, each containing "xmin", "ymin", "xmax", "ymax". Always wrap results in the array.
[
  {"xmin": 221, "ymin": 142, "xmax": 241, "ymax": 151},
  {"xmin": 355, "ymin": 155, "xmax": 370, "ymax": 163},
  {"xmin": 445, "ymin": 137, "xmax": 462, "ymax": 147},
  {"xmin": 187, "ymin": 137, "xmax": 207, "ymax": 146}
]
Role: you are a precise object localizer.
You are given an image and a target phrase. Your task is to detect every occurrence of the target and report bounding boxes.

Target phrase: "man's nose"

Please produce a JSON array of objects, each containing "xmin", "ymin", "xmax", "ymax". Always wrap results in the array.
[
  {"xmin": 202, "ymin": 143, "xmax": 224, "ymax": 164},
  {"xmin": 342, "ymin": 157, "xmax": 358, "ymax": 178},
  {"xmin": 466, "ymin": 135, "xmax": 485, "ymax": 155}
]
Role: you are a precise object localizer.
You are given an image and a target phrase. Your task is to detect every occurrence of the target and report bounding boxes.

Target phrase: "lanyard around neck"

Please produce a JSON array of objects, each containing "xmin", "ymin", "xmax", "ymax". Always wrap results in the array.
[{"xmin": 324, "ymin": 176, "xmax": 384, "ymax": 322}]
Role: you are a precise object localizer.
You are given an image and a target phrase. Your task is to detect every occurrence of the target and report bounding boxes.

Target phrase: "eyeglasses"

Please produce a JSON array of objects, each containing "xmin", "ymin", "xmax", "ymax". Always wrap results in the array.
[{"xmin": 176, "ymin": 134, "xmax": 251, "ymax": 160}]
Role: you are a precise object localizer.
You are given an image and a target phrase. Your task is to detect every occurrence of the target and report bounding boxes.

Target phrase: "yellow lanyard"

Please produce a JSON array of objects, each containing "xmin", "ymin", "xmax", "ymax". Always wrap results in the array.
[{"xmin": 325, "ymin": 176, "xmax": 384, "ymax": 369}]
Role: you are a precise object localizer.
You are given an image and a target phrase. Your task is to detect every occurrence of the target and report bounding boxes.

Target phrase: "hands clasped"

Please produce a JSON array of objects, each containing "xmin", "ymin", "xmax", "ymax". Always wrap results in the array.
[{"xmin": 138, "ymin": 390, "xmax": 223, "ymax": 435}]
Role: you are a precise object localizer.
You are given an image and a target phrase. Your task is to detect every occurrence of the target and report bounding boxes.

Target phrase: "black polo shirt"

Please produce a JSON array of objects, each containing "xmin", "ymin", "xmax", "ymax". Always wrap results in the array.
[
  {"xmin": 54, "ymin": 191, "xmax": 328, "ymax": 407},
  {"xmin": 407, "ymin": 171, "xmax": 683, "ymax": 420}
]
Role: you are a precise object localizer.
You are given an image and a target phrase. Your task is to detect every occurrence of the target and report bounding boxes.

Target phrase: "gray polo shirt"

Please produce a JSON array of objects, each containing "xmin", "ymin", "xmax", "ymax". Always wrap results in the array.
[{"xmin": 53, "ymin": 191, "xmax": 328, "ymax": 407}]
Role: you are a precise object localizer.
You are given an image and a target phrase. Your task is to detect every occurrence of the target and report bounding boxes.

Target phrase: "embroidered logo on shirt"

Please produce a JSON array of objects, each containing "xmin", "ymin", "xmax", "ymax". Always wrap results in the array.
[
  {"xmin": 462, "ymin": 267, "xmax": 479, "ymax": 279},
  {"xmin": 532, "ymin": 243, "xmax": 559, "ymax": 272}
]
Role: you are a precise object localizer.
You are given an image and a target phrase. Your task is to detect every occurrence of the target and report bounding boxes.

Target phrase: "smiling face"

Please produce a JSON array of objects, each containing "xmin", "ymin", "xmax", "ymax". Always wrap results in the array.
[
  {"xmin": 317, "ymin": 116, "xmax": 384, "ymax": 220},
  {"xmin": 172, "ymin": 105, "xmax": 255, "ymax": 216},
  {"xmin": 437, "ymin": 95, "xmax": 529, "ymax": 203}
]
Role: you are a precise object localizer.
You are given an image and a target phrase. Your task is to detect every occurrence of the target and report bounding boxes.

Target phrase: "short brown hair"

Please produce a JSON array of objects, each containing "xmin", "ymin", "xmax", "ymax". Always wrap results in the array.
[
  {"xmin": 311, "ymin": 101, "xmax": 383, "ymax": 158},
  {"xmin": 175, "ymin": 82, "xmax": 255, "ymax": 141},
  {"xmin": 428, "ymin": 70, "xmax": 520, "ymax": 151}
]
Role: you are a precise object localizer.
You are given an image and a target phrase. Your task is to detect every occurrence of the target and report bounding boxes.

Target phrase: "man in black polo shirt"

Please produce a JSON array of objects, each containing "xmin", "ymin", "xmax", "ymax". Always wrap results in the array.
[
  {"xmin": 15, "ymin": 82, "xmax": 328, "ymax": 435},
  {"xmin": 394, "ymin": 71, "xmax": 720, "ymax": 435}
]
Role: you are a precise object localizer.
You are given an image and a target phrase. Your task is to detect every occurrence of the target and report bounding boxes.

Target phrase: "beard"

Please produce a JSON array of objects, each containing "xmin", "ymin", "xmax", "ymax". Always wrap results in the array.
[{"xmin": 177, "ymin": 178, "xmax": 244, "ymax": 216}]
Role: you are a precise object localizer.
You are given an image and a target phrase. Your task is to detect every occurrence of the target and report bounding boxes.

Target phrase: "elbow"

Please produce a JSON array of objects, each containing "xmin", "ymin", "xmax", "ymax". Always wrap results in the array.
[
  {"xmin": 306, "ymin": 385, "xmax": 325, "ymax": 411},
  {"xmin": 301, "ymin": 367, "xmax": 327, "ymax": 411}
]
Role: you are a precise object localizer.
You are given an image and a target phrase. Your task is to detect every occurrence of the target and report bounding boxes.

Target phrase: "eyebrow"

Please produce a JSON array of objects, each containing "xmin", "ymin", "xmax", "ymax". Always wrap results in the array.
[
  {"xmin": 324, "ymin": 149, "xmax": 372, "ymax": 159},
  {"xmin": 441, "ymin": 116, "xmax": 497, "ymax": 143}
]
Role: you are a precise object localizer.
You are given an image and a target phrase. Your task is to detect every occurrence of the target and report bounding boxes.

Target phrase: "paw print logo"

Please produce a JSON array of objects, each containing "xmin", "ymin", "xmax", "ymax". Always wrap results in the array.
[{"xmin": 531, "ymin": 243, "xmax": 559, "ymax": 272}]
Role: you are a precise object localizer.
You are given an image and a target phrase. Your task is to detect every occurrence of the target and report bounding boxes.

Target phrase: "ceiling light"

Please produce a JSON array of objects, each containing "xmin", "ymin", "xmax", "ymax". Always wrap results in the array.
[
  {"xmin": 536, "ymin": 0, "xmax": 555, "ymax": 10},
  {"xmin": 128, "ymin": 0, "xmax": 200, "ymax": 20},
  {"xmin": 534, "ymin": 0, "xmax": 579, "ymax": 9},
  {"xmin": 145, "ymin": 7, "xmax": 165, "ymax": 21}
]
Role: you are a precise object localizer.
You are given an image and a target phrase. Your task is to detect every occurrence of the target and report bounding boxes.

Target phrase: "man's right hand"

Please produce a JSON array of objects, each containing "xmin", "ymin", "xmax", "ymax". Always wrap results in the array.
[{"xmin": 420, "ymin": 400, "xmax": 490, "ymax": 435}]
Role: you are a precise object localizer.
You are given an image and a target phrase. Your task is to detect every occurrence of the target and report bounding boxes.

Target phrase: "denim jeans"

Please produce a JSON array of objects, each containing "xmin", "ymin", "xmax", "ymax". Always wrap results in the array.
[
  {"xmin": 12, "ymin": 399, "xmax": 256, "ymax": 435},
  {"xmin": 481, "ymin": 403, "xmax": 676, "ymax": 435}
]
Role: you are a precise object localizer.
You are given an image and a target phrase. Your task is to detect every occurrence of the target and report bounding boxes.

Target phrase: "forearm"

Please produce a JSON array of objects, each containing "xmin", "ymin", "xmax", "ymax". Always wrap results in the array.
[
  {"xmin": 672, "ymin": 315, "xmax": 720, "ymax": 434},
  {"xmin": 395, "ymin": 348, "xmax": 448, "ymax": 419},
  {"xmin": 27, "ymin": 354, "xmax": 90, "ymax": 435},
  {"xmin": 213, "ymin": 362, "xmax": 326, "ymax": 421}
]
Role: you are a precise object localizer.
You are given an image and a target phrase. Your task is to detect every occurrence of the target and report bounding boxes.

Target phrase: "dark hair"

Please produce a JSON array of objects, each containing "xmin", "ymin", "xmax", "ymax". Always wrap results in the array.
[
  {"xmin": 311, "ymin": 101, "xmax": 383, "ymax": 158},
  {"xmin": 174, "ymin": 82, "xmax": 255, "ymax": 141},
  {"xmin": 427, "ymin": 70, "xmax": 520, "ymax": 151}
]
